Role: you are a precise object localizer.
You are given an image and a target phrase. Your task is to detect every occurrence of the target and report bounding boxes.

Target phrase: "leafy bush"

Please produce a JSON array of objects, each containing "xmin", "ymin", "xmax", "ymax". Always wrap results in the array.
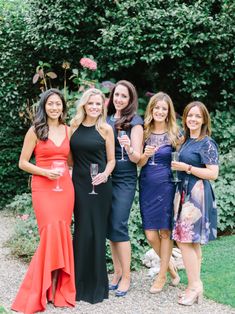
[
  {"xmin": 211, "ymin": 107, "xmax": 235, "ymax": 154},
  {"xmin": 0, "ymin": 0, "xmax": 37, "ymax": 206},
  {"xmin": 213, "ymin": 149, "xmax": 235, "ymax": 232},
  {"xmin": 96, "ymin": 0, "xmax": 235, "ymax": 113},
  {"xmin": 6, "ymin": 193, "xmax": 39, "ymax": 262},
  {"xmin": 211, "ymin": 108, "xmax": 235, "ymax": 232}
]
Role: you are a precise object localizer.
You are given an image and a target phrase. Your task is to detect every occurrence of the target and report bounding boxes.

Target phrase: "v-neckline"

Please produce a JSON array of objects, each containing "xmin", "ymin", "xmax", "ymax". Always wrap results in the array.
[
  {"xmin": 47, "ymin": 125, "xmax": 67, "ymax": 147},
  {"xmin": 48, "ymin": 136, "xmax": 66, "ymax": 148}
]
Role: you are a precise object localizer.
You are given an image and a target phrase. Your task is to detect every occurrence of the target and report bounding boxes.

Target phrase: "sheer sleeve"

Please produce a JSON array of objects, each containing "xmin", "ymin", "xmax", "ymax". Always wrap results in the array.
[
  {"xmin": 199, "ymin": 138, "xmax": 219, "ymax": 165},
  {"xmin": 130, "ymin": 115, "xmax": 143, "ymax": 127}
]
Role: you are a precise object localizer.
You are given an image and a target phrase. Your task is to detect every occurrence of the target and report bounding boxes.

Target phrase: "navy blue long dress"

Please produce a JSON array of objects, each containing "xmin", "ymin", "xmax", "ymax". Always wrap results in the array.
[
  {"xmin": 107, "ymin": 114, "xmax": 143, "ymax": 241},
  {"xmin": 139, "ymin": 132, "xmax": 176, "ymax": 230},
  {"xmin": 172, "ymin": 136, "xmax": 219, "ymax": 244}
]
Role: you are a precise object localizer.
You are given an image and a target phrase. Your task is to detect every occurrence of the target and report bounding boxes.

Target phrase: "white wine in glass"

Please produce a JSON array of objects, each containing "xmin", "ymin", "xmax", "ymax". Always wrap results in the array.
[
  {"xmin": 118, "ymin": 130, "xmax": 127, "ymax": 161},
  {"xmin": 149, "ymin": 136, "xmax": 160, "ymax": 165},
  {"xmin": 171, "ymin": 152, "xmax": 181, "ymax": 182},
  {"xmin": 51, "ymin": 160, "xmax": 66, "ymax": 192},
  {"xmin": 89, "ymin": 163, "xmax": 98, "ymax": 195}
]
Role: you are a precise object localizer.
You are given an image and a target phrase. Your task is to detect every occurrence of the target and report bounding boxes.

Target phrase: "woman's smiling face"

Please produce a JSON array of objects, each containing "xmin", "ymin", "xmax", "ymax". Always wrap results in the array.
[{"xmin": 113, "ymin": 84, "xmax": 130, "ymax": 112}]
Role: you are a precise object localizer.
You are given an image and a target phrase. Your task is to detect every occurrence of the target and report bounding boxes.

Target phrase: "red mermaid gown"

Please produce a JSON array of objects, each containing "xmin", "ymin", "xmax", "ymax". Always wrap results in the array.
[{"xmin": 12, "ymin": 127, "xmax": 75, "ymax": 314}]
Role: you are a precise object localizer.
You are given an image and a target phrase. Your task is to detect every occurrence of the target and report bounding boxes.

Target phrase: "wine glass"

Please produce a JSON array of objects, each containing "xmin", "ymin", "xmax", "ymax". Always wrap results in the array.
[
  {"xmin": 171, "ymin": 152, "xmax": 181, "ymax": 182},
  {"xmin": 118, "ymin": 130, "xmax": 126, "ymax": 161},
  {"xmin": 89, "ymin": 163, "xmax": 98, "ymax": 195},
  {"xmin": 149, "ymin": 136, "xmax": 160, "ymax": 165},
  {"xmin": 51, "ymin": 160, "xmax": 66, "ymax": 192}
]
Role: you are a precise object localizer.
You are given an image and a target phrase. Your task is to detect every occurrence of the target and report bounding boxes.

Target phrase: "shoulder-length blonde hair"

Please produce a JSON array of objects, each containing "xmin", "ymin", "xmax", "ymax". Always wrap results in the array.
[
  {"xmin": 182, "ymin": 101, "xmax": 211, "ymax": 143},
  {"xmin": 144, "ymin": 92, "xmax": 179, "ymax": 147},
  {"xmin": 70, "ymin": 88, "xmax": 107, "ymax": 132}
]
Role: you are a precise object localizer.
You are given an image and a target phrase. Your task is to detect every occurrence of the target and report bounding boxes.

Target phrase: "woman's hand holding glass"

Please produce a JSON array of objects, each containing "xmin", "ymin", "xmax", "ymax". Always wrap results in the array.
[
  {"xmin": 117, "ymin": 131, "xmax": 130, "ymax": 161},
  {"xmin": 144, "ymin": 145, "xmax": 157, "ymax": 159},
  {"xmin": 51, "ymin": 160, "xmax": 66, "ymax": 191},
  {"xmin": 92, "ymin": 172, "xmax": 108, "ymax": 186}
]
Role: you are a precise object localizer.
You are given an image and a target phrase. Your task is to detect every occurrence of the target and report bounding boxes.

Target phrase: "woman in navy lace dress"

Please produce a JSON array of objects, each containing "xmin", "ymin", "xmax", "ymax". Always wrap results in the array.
[
  {"xmin": 138, "ymin": 92, "xmax": 180, "ymax": 294},
  {"xmin": 171, "ymin": 101, "xmax": 219, "ymax": 306}
]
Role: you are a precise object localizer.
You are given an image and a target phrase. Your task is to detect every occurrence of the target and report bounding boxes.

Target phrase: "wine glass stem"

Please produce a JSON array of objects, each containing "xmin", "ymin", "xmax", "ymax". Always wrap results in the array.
[
  {"xmin": 175, "ymin": 170, "xmax": 178, "ymax": 180},
  {"xmin": 92, "ymin": 184, "xmax": 95, "ymax": 193},
  {"xmin": 56, "ymin": 178, "xmax": 60, "ymax": 189},
  {"xmin": 121, "ymin": 146, "xmax": 124, "ymax": 160}
]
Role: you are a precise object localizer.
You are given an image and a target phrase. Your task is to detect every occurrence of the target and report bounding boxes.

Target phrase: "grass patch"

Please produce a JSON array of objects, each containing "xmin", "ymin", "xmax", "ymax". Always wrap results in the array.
[{"xmin": 178, "ymin": 235, "xmax": 235, "ymax": 308}]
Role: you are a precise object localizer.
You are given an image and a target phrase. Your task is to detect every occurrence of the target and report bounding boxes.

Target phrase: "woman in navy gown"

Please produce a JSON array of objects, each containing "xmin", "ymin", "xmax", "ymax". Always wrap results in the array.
[
  {"xmin": 107, "ymin": 80, "xmax": 143, "ymax": 296},
  {"xmin": 139, "ymin": 92, "xmax": 180, "ymax": 293},
  {"xmin": 172, "ymin": 101, "xmax": 219, "ymax": 306}
]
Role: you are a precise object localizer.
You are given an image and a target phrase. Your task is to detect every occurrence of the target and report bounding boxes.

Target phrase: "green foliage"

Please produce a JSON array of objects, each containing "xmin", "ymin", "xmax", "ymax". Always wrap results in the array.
[
  {"xmin": 211, "ymin": 108, "xmax": 235, "ymax": 232},
  {"xmin": 179, "ymin": 235, "xmax": 235, "ymax": 307},
  {"xmin": 213, "ymin": 149, "xmax": 235, "ymax": 232},
  {"xmin": 0, "ymin": 0, "xmax": 36, "ymax": 206},
  {"xmin": 211, "ymin": 107, "xmax": 235, "ymax": 154},
  {"xmin": 96, "ymin": 0, "xmax": 235, "ymax": 113},
  {"xmin": 6, "ymin": 193, "xmax": 39, "ymax": 262},
  {"xmin": 0, "ymin": 305, "xmax": 12, "ymax": 314}
]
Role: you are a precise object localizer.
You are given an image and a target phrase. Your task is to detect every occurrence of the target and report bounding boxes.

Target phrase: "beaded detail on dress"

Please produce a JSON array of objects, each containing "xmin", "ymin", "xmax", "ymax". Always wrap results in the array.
[{"xmin": 146, "ymin": 132, "xmax": 171, "ymax": 146}]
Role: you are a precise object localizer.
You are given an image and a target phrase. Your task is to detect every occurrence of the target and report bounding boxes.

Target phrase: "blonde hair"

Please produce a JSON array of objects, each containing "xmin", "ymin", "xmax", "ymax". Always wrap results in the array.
[
  {"xmin": 70, "ymin": 88, "xmax": 107, "ymax": 133},
  {"xmin": 182, "ymin": 101, "xmax": 211, "ymax": 143},
  {"xmin": 144, "ymin": 92, "xmax": 179, "ymax": 148}
]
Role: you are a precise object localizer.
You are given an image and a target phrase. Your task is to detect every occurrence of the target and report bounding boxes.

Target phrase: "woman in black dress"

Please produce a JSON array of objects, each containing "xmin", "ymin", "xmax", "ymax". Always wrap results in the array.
[
  {"xmin": 70, "ymin": 88, "xmax": 115, "ymax": 303},
  {"xmin": 107, "ymin": 80, "xmax": 143, "ymax": 296}
]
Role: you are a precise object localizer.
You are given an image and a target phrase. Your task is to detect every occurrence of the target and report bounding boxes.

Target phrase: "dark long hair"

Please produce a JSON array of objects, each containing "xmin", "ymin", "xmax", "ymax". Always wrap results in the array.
[
  {"xmin": 33, "ymin": 89, "xmax": 67, "ymax": 140},
  {"xmin": 107, "ymin": 80, "xmax": 138, "ymax": 130},
  {"xmin": 182, "ymin": 101, "xmax": 211, "ymax": 143}
]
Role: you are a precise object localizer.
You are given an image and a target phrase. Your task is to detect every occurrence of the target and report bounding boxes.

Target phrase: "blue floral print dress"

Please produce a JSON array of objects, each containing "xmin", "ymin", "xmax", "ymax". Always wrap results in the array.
[{"xmin": 172, "ymin": 136, "xmax": 219, "ymax": 244}]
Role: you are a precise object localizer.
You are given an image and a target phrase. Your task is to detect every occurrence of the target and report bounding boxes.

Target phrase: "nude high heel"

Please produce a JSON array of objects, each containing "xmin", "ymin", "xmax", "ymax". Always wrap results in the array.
[
  {"xmin": 149, "ymin": 276, "xmax": 166, "ymax": 293},
  {"xmin": 168, "ymin": 263, "xmax": 180, "ymax": 286},
  {"xmin": 178, "ymin": 288, "xmax": 203, "ymax": 306}
]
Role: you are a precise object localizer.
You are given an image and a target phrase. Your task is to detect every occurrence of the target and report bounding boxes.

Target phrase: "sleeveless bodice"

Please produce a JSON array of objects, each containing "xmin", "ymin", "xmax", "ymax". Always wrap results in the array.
[{"xmin": 34, "ymin": 129, "xmax": 69, "ymax": 168}]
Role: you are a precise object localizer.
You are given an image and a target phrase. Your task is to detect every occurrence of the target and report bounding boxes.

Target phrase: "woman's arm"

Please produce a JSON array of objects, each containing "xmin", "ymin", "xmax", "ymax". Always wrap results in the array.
[
  {"xmin": 19, "ymin": 127, "xmax": 61, "ymax": 180},
  {"xmin": 67, "ymin": 126, "xmax": 74, "ymax": 168},
  {"xmin": 171, "ymin": 161, "xmax": 219, "ymax": 180},
  {"xmin": 138, "ymin": 145, "xmax": 156, "ymax": 167},
  {"xmin": 92, "ymin": 125, "xmax": 116, "ymax": 185}
]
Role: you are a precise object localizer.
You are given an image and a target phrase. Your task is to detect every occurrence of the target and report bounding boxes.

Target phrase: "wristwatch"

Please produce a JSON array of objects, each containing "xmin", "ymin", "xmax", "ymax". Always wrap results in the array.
[{"xmin": 186, "ymin": 165, "xmax": 192, "ymax": 174}]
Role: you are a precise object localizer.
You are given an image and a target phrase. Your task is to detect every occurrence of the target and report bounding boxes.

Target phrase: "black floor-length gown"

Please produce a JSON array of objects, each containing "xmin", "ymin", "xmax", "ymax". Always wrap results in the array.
[{"xmin": 70, "ymin": 124, "xmax": 112, "ymax": 304}]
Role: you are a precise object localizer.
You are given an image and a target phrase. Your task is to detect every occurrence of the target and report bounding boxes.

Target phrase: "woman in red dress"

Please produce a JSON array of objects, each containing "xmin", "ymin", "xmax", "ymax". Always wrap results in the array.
[{"xmin": 12, "ymin": 89, "xmax": 75, "ymax": 314}]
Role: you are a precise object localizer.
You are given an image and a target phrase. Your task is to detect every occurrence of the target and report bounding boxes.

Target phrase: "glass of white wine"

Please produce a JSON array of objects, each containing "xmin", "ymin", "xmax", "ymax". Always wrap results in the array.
[
  {"xmin": 89, "ymin": 163, "xmax": 98, "ymax": 195},
  {"xmin": 118, "ymin": 130, "xmax": 127, "ymax": 161},
  {"xmin": 51, "ymin": 160, "xmax": 66, "ymax": 192},
  {"xmin": 171, "ymin": 152, "xmax": 181, "ymax": 182}
]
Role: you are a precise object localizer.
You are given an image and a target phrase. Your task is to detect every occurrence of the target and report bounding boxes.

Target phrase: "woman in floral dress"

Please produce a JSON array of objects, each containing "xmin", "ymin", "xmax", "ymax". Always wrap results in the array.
[{"xmin": 171, "ymin": 101, "xmax": 219, "ymax": 306}]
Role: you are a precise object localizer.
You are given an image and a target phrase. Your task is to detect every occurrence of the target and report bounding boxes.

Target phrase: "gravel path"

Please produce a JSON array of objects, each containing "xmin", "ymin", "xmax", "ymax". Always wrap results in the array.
[{"xmin": 0, "ymin": 210, "xmax": 234, "ymax": 314}]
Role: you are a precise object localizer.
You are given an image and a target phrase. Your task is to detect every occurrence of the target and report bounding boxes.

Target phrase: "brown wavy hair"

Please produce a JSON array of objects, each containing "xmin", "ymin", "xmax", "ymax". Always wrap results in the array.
[
  {"xmin": 107, "ymin": 80, "xmax": 138, "ymax": 130},
  {"xmin": 182, "ymin": 101, "xmax": 211, "ymax": 143}
]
